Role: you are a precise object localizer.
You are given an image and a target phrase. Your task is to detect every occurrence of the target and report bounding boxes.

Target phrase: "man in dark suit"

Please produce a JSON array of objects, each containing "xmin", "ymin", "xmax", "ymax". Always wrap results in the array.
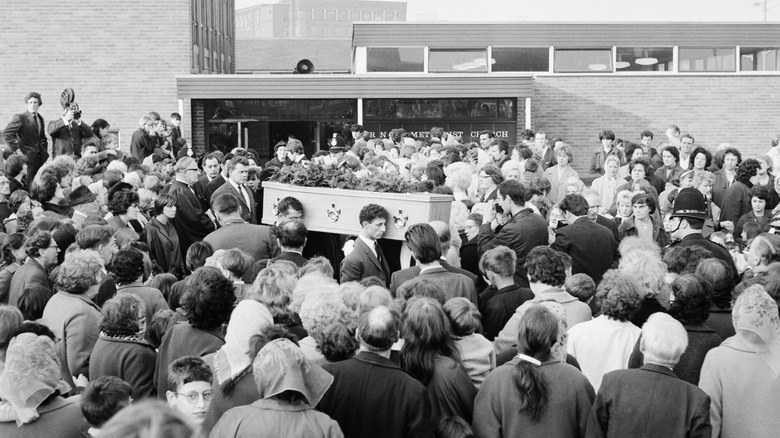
[
  {"xmin": 169, "ymin": 112, "xmax": 183, "ymax": 156},
  {"xmin": 47, "ymin": 107, "xmax": 94, "ymax": 157},
  {"xmin": 247, "ymin": 219, "xmax": 308, "ymax": 281},
  {"xmin": 534, "ymin": 132, "xmax": 557, "ymax": 171},
  {"xmin": 168, "ymin": 157, "xmax": 216, "ymax": 256},
  {"xmin": 587, "ymin": 313, "xmax": 711, "ymax": 437},
  {"xmin": 551, "ymin": 194, "xmax": 617, "ymax": 285},
  {"xmin": 395, "ymin": 223, "xmax": 476, "ymax": 304},
  {"xmin": 583, "ymin": 190, "xmax": 620, "ymax": 242},
  {"xmin": 478, "ymin": 179, "xmax": 549, "ymax": 288},
  {"xmin": 210, "ymin": 155, "xmax": 257, "ymax": 224},
  {"xmin": 196, "ymin": 152, "xmax": 222, "ymax": 194},
  {"xmin": 130, "ymin": 117, "xmax": 156, "ymax": 161},
  {"xmin": 390, "ymin": 220, "xmax": 478, "ymax": 296},
  {"xmin": 318, "ymin": 306, "xmax": 431, "ymax": 438},
  {"xmin": 9, "ymin": 230, "xmax": 57, "ymax": 307},
  {"xmin": 2, "ymin": 92, "xmax": 49, "ymax": 187},
  {"xmin": 477, "ymin": 164, "xmax": 503, "ymax": 202},
  {"xmin": 341, "ymin": 204, "xmax": 391, "ymax": 285},
  {"xmin": 205, "ymin": 193, "xmax": 279, "ymax": 283}
]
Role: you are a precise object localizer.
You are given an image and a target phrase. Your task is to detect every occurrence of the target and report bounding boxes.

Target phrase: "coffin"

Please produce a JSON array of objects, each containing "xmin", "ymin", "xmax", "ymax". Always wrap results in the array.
[{"xmin": 262, "ymin": 181, "xmax": 453, "ymax": 240}]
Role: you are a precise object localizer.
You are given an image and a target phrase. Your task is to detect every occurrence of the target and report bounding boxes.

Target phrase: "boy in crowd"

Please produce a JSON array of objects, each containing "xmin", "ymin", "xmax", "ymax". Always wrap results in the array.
[
  {"xmin": 165, "ymin": 356, "xmax": 214, "ymax": 426},
  {"xmin": 81, "ymin": 376, "xmax": 133, "ymax": 437}
]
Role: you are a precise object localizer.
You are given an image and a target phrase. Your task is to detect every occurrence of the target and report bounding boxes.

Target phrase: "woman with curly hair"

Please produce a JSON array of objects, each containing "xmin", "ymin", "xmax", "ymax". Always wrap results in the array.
[
  {"xmin": 401, "ymin": 297, "xmax": 476, "ymax": 423},
  {"xmin": 722, "ymin": 158, "xmax": 761, "ymax": 223},
  {"xmin": 89, "ymin": 293, "xmax": 157, "ymax": 399},
  {"xmin": 618, "ymin": 237, "xmax": 672, "ymax": 327},
  {"xmin": 41, "ymin": 250, "xmax": 105, "ymax": 386},
  {"xmin": 155, "ymin": 266, "xmax": 233, "ymax": 397},
  {"xmin": 298, "ymin": 283, "xmax": 354, "ymax": 364},
  {"xmin": 31, "ymin": 172, "xmax": 73, "ymax": 218},
  {"xmin": 106, "ymin": 189, "xmax": 143, "ymax": 236},
  {"xmin": 110, "ymin": 247, "xmax": 168, "ymax": 334},
  {"xmin": 473, "ymin": 305, "xmax": 594, "ymax": 438},
  {"xmin": 567, "ymin": 270, "xmax": 644, "ymax": 391}
]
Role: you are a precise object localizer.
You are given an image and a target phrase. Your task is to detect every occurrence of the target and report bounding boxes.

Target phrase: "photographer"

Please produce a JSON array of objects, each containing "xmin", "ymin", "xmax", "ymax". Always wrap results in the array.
[{"xmin": 48, "ymin": 103, "xmax": 94, "ymax": 158}]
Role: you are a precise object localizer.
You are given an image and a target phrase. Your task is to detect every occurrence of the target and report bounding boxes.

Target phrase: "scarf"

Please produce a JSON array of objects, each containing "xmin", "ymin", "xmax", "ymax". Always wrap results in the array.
[{"xmin": 213, "ymin": 300, "xmax": 273, "ymax": 385}]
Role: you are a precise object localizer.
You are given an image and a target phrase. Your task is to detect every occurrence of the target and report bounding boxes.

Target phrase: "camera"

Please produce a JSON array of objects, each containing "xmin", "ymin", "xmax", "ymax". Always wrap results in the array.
[
  {"xmin": 64, "ymin": 102, "xmax": 82, "ymax": 120},
  {"xmin": 492, "ymin": 201, "xmax": 503, "ymax": 214}
]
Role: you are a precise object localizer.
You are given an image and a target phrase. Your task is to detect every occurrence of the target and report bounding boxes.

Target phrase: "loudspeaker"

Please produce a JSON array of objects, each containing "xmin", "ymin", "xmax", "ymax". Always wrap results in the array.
[{"xmin": 295, "ymin": 59, "xmax": 314, "ymax": 74}]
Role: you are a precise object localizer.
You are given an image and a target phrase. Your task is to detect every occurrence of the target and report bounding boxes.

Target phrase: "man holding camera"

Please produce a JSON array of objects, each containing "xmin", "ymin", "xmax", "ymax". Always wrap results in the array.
[
  {"xmin": 3, "ymin": 92, "xmax": 48, "ymax": 187},
  {"xmin": 48, "ymin": 103, "xmax": 94, "ymax": 157}
]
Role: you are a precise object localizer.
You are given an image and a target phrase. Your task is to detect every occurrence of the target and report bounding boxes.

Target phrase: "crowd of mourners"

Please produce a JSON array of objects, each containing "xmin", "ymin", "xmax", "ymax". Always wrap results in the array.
[{"xmin": 0, "ymin": 90, "xmax": 779, "ymax": 437}]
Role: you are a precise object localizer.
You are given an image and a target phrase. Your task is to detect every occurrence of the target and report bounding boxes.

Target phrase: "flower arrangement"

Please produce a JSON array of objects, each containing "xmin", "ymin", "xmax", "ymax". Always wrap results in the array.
[{"xmin": 269, "ymin": 163, "xmax": 412, "ymax": 193}]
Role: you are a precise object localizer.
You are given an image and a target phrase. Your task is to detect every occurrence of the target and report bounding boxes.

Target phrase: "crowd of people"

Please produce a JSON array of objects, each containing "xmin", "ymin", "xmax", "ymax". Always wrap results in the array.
[{"xmin": 0, "ymin": 90, "xmax": 779, "ymax": 437}]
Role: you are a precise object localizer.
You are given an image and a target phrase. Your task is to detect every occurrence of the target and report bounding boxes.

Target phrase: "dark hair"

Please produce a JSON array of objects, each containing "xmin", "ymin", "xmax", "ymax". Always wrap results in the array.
[
  {"xmin": 559, "ymin": 194, "xmax": 589, "ymax": 217},
  {"xmin": 31, "ymin": 173, "xmax": 59, "ymax": 203},
  {"xmin": 13, "ymin": 321, "xmax": 56, "ymax": 340},
  {"xmin": 743, "ymin": 222, "xmax": 763, "ymax": 241},
  {"xmin": 100, "ymin": 294, "xmax": 144, "ymax": 337},
  {"xmin": 8, "ymin": 190, "xmax": 29, "ymax": 213},
  {"xmin": 565, "ymin": 273, "xmax": 596, "ymax": 302},
  {"xmin": 425, "ymin": 166, "xmax": 446, "ymax": 187},
  {"xmin": 670, "ymin": 274, "xmax": 711, "ymax": 325},
  {"xmin": 4, "ymin": 155, "xmax": 27, "ymax": 178},
  {"xmin": 153, "ymin": 193, "xmax": 177, "ymax": 216},
  {"xmin": 107, "ymin": 190, "xmax": 139, "ymax": 216},
  {"xmin": 628, "ymin": 156, "xmax": 653, "ymax": 178},
  {"xmin": 736, "ymin": 159, "xmax": 761, "ymax": 184},
  {"xmin": 359, "ymin": 203, "xmax": 389, "ymax": 226},
  {"xmin": 76, "ymin": 225, "xmax": 113, "ymax": 250},
  {"xmin": 663, "ymin": 245, "xmax": 713, "ymax": 275},
  {"xmin": 185, "ymin": 241, "xmax": 213, "ymax": 273},
  {"xmin": 17, "ymin": 285, "xmax": 52, "ymax": 321},
  {"xmin": 400, "ymin": 279, "xmax": 446, "ymax": 305},
  {"xmin": 640, "ymin": 130, "xmax": 654, "ymax": 139},
  {"xmin": 695, "ymin": 258, "xmax": 734, "ymax": 309},
  {"xmin": 181, "ymin": 267, "xmax": 234, "ymax": 330},
  {"xmin": 750, "ymin": 185, "xmax": 770, "ymax": 202},
  {"xmin": 596, "ymin": 270, "xmax": 643, "ymax": 322},
  {"xmin": 400, "ymin": 297, "xmax": 461, "ymax": 385},
  {"xmin": 24, "ymin": 230, "xmax": 52, "ymax": 258},
  {"xmin": 211, "ymin": 193, "xmax": 240, "ymax": 215},
  {"xmin": 0, "ymin": 233, "xmax": 25, "ymax": 267},
  {"xmin": 149, "ymin": 309, "xmax": 175, "ymax": 349},
  {"xmin": 443, "ymin": 297, "xmax": 482, "ymax": 337},
  {"xmin": 434, "ymin": 416, "xmax": 474, "ymax": 438},
  {"xmin": 110, "ymin": 247, "xmax": 145, "ymax": 284},
  {"xmin": 631, "ymin": 193, "xmax": 657, "ymax": 214},
  {"xmin": 661, "ymin": 146, "xmax": 680, "ymax": 163},
  {"xmin": 277, "ymin": 196, "xmax": 303, "ymax": 217},
  {"xmin": 599, "ymin": 130, "xmax": 616, "ymax": 141},
  {"xmin": 167, "ymin": 356, "xmax": 213, "ymax": 392},
  {"xmin": 513, "ymin": 305, "xmax": 558, "ymax": 422},
  {"xmin": 690, "ymin": 147, "xmax": 713, "ymax": 170},
  {"xmin": 722, "ymin": 147, "xmax": 742, "ymax": 165},
  {"xmin": 624, "ymin": 142, "xmax": 644, "ymax": 161},
  {"xmin": 318, "ymin": 322, "xmax": 359, "ymax": 362},
  {"xmin": 525, "ymin": 246, "xmax": 566, "ymax": 287},
  {"xmin": 91, "ymin": 119, "xmax": 111, "ymax": 140},
  {"xmin": 276, "ymin": 219, "xmax": 307, "ymax": 248},
  {"xmin": 81, "ymin": 376, "xmax": 132, "ymax": 427},
  {"xmin": 480, "ymin": 164, "xmax": 504, "ymax": 186},
  {"xmin": 405, "ymin": 223, "xmax": 442, "ymax": 264},
  {"xmin": 498, "ymin": 179, "xmax": 526, "ymax": 206}
]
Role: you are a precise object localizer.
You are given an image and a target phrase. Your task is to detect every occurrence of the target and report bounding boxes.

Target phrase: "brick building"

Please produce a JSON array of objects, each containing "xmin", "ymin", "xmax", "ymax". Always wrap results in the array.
[
  {"xmin": 178, "ymin": 22, "xmax": 780, "ymax": 173},
  {"xmin": 0, "ymin": 0, "xmax": 234, "ymax": 153}
]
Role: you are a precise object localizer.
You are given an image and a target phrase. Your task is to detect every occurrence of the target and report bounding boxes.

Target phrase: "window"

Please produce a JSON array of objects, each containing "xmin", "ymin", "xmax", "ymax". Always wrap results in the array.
[
  {"xmin": 679, "ymin": 47, "xmax": 736, "ymax": 72},
  {"xmin": 367, "ymin": 47, "xmax": 424, "ymax": 72},
  {"xmin": 615, "ymin": 47, "xmax": 673, "ymax": 72},
  {"xmin": 741, "ymin": 47, "xmax": 780, "ymax": 71},
  {"xmin": 491, "ymin": 47, "xmax": 549, "ymax": 72},
  {"xmin": 429, "ymin": 49, "xmax": 488, "ymax": 73},
  {"xmin": 363, "ymin": 98, "xmax": 516, "ymax": 120},
  {"xmin": 554, "ymin": 48, "xmax": 612, "ymax": 73}
]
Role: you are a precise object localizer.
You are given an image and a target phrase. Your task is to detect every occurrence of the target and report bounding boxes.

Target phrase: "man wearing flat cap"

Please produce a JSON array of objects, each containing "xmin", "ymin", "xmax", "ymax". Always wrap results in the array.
[
  {"xmin": 68, "ymin": 185, "xmax": 101, "ymax": 230},
  {"xmin": 3, "ymin": 92, "xmax": 49, "ymax": 187},
  {"xmin": 667, "ymin": 187, "xmax": 737, "ymax": 274}
]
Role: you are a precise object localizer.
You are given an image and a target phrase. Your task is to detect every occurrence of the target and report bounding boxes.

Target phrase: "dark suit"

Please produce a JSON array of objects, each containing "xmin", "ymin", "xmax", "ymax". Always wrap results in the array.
[
  {"xmin": 168, "ymin": 180, "xmax": 216, "ymax": 256},
  {"xmin": 9, "ymin": 258, "xmax": 51, "ymax": 307},
  {"xmin": 595, "ymin": 214, "xmax": 620, "ymax": 242},
  {"xmin": 481, "ymin": 284, "xmax": 534, "ymax": 341},
  {"xmin": 551, "ymin": 216, "xmax": 617, "ymax": 285},
  {"xmin": 340, "ymin": 237, "xmax": 390, "ymax": 286},
  {"xmin": 396, "ymin": 266, "xmax": 477, "ymax": 304},
  {"xmin": 535, "ymin": 147, "xmax": 557, "ymax": 171},
  {"xmin": 586, "ymin": 364, "xmax": 711, "ymax": 438},
  {"xmin": 204, "ymin": 174, "xmax": 226, "ymax": 202},
  {"xmin": 204, "ymin": 218, "xmax": 279, "ymax": 281},
  {"xmin": 390, "ymin": 258, "xmax": 478, "ymax": 298},
  {"xmin": 669, "ymin": 233, "xmax": 737, "ymax": 281},
  {"xmin": 246, "ymin": 251, "xmax": 308, "ymax": 283},
  {"xmin": 47, "ymin": 118, "xmax": 94, "ymax": 157},
  {"xmin": 3, "ymin": 111, "xmax": 48, "ymax": 187},
  {"xmin": 210, "ymin": 180, "xmax": 257, "ymax": 224},
  {"xmin": 318, "ymin": 352, "xmax": 431, "ymax": 438},
  {"xmin": 130, "ymin": 128, "xmax": 156, "ymax": 161}
]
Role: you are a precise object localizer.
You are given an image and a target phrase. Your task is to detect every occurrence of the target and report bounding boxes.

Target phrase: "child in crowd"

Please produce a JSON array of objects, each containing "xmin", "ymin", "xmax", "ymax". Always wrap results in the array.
[
  {"xmin": 165, "ymin": 356, "xmax": 214, "ymax": 426},
  {"xmin": 81, "ymin": 376, "xmax": 133, "ymax": 438},
  {"xmin": 443, "ymin": 298, "xmax": 495, "ymax": 389}
]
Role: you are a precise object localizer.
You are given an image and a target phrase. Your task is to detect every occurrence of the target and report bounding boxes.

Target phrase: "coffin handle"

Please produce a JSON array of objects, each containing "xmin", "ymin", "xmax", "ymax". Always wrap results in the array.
[
  {"xmin": 327, "ymin": 204, "xmax": 341, "ymax": 222},
  {"xmin": 272, "ymin": 198, "xmax": 280, "ymax": 216},
  {"xmin": 393, "ymin": 210, "xmax": 408, "ymax": 229}
]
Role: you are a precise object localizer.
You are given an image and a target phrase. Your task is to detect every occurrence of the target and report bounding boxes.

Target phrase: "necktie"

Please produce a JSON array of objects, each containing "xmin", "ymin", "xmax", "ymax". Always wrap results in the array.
[
  {"xmin": 239, "ymin": 184, "xmax": 251, "ymax": 207},
  {"xmin": 32, "ymin": 113, "xmax": 39, "ymax": 132},
  {"xmin": 374, "ymin": 241, "xmax": 384, "ymax": 267}
]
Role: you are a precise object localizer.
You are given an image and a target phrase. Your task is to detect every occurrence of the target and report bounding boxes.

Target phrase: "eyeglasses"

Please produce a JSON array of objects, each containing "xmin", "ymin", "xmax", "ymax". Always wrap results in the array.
[
  {"xmin": 174, "ymin": 390, "xmax": 213, "ymax": 404},
  {"xmin": 184, "ymin": 168, "xmax": 200, "ymax": 172}
]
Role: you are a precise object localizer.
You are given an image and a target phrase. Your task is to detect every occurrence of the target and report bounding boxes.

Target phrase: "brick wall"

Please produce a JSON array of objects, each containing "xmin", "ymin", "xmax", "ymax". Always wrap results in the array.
[
  {"xmin": 0, "ymin": 0, "xmax": 191, "ymax": 153},
  {"xmin": 531, "ymin": 75, "xmax": 780, "ymax": 175}
]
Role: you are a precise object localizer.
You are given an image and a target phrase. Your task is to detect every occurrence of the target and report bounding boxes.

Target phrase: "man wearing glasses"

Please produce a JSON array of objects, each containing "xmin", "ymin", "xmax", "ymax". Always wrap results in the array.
[
  {"xmin": 166, "ymin": 356, "xmax": 213, "ymax": 426},
  {"xmin": 168, "ymin": 157, "xmax": 216, "ymax": 256}
]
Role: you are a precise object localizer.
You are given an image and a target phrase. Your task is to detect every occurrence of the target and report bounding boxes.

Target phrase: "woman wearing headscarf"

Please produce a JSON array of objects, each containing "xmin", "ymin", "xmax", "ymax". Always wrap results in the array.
[
  {"xmin": 699, "ymin": 285, "xmax": 780, "ymax": 438},
  {"xmin": 209, "ymin": 338, "xmax": 344, "ymax": 438},
  {"xmin": 89, "ymin": 294, "xmax": 157, "ymax": 399},
  {"xmin": 473, "ymin": 305, "xmax": 594, "ymax": 438},
  {"xmin": 201, "ymin": 300, "xmax": 273, "ymax": 434},
  {"xmin": 0, "ymin": 329, "xmax": 90, "ymax": 437}
]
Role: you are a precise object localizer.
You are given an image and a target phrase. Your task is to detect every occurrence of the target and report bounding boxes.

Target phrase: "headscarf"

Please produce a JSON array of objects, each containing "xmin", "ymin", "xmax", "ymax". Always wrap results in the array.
[
  {"xmin": 732, "ymin": 286, "xmax": 780, "ymax": 377},
  {"xmin": 537, "ymin": 301, "xmax": 569, "ymax": 362},
  {"xmin": 252, "ymin": 338, "xmax": 333, "ymax": 407},
  {"xmin": 212, "ymin": 300, "xmax": 274, "ymax": 385},
  {"xmin": 0, "ymin": 333, "xmax": 71, "ymax": 426}
]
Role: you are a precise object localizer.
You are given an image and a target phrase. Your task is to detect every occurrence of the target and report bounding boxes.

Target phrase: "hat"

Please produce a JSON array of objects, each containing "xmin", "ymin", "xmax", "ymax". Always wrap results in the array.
[
  {"xmin": 67, "ymin": 185, "xmax": 97, "ymax": 206},
  {"xmin": 273, "ymin": 141, "xmax": 288, "ymax": 151},
  {"xmin": 670, "ymin": 187, "xmax": 708, "ymax": 220},
  {"xmin": 329, "ymin": 136, "xmax": 347, "ymax": 152}
]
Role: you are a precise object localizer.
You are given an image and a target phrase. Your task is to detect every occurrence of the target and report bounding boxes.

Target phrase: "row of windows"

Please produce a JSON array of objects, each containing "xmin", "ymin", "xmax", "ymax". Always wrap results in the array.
[
  {"xmin": 306, "ymin": 9, "xmax": 401, "ymax": 21},
  {"xmin": 365, "ymin": 46, "xmax": 780, "ymax": 73},
  {"xmin": 191, "ymin": 0, "xmax": 233, "ymax": 73},
  {"xmin": 309, "ymin": 25, "xmax": 352, "ymax": 37}
]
